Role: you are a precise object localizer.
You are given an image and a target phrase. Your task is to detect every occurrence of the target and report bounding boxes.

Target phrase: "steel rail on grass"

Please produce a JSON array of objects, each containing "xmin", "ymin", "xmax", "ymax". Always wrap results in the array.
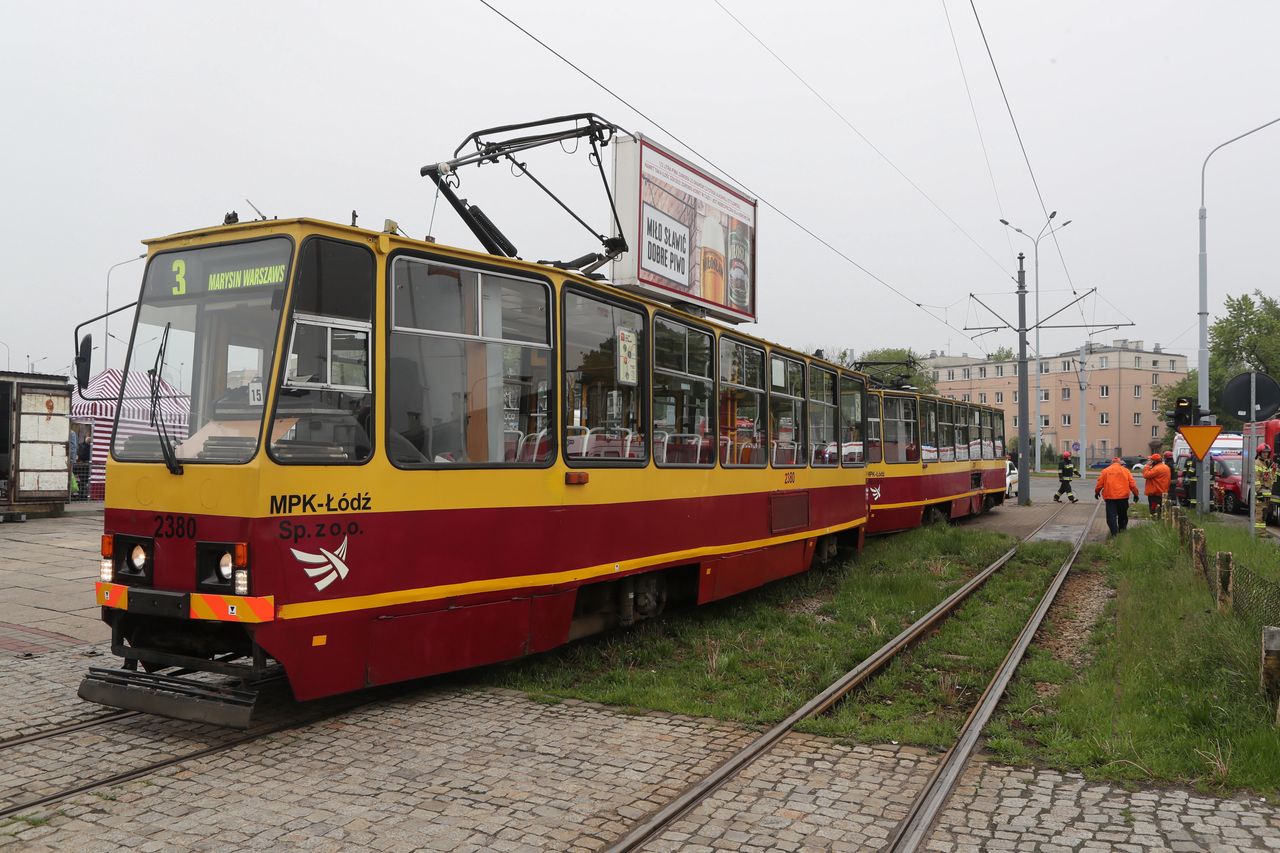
[
  {"xmin": 603, "ymin": 502, "xmax": 1073, "ymax": 853},
  {"xmin": 882, "ymin": 497, "xmax": 1104, "ymax": 853}
]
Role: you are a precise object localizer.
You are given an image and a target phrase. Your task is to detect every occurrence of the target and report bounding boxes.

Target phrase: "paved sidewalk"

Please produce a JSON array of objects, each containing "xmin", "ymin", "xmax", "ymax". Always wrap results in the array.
[{"xmin": 0, "ymin": 514, "xmax": 106, "ymax": 645}]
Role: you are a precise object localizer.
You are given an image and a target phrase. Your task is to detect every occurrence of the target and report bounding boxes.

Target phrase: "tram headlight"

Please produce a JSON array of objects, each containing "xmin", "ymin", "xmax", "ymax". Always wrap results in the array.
[
  {"xmin": 99, "ymin": 559, "xmax": 113, "ymax": 583},
  {"xmin": 217, "ymin": 552, "xmax": 234, "ymax": 582},
  {"xmin": 129, "ymin": 545, "xmax": 147, "ymax": 571}
]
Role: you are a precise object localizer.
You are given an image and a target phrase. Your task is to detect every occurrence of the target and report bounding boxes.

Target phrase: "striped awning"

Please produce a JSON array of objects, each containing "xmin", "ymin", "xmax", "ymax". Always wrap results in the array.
[{"xmin": 71, "ymin": 369, "xmax": 189, "ymax": 425}]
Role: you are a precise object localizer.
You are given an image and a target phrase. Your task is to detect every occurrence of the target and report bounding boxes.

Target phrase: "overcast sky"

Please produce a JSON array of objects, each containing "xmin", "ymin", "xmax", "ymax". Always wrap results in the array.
[{"xmin": 2, "ymin": 1, "xmax": 1277, "ymax": 377}]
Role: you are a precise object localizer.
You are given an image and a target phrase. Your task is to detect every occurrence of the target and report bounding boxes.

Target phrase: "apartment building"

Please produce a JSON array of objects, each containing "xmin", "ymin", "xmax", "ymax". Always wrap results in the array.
[{"xmin": 923, "ymin": 340, "xmax": 1188, "ymax": 462}]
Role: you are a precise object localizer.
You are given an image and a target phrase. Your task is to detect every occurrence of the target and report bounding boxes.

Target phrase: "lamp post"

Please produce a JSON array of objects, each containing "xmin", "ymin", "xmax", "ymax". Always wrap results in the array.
[
  {"xmin": 1001, "ymin": 214, "xmax": 1072, "ymax": 472},
  {"xmin": 1199, "ymin": 116, "xmax": 1280, "ymax": 513},
  {"xmin": 105, "ymin": 254, "xmax": 146, "ymax": 372}
]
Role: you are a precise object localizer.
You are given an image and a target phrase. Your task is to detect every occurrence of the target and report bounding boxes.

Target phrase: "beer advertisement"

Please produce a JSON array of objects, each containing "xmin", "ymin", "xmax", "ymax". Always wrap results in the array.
[{"xmin": 611, "ymin": 134, "xmax": 757, "ymax": 323}]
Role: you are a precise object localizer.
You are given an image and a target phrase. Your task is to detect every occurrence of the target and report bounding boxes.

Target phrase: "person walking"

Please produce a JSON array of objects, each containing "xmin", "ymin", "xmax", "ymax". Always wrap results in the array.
[
  {"xmin": 1142, "ymin": 453, "xmax": 1170, "ymax": 518},
  {"xmin": 1054, "ymin": 451, "xmax": 1079, "ymax": 503},
  {"xmin": 1255, "ymin": 444, "xmax": 1275, "ymax": 532},
  {"xmin": 1095, "ymin": 456, "xmax": 1139, "ymax": 535}
]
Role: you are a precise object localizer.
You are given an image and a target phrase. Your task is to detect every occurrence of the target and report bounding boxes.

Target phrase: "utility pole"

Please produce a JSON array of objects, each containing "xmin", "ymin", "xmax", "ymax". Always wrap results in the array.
[
  {"xmin": 1077, "ymin": 343, "xmax": 1088, "ymax": 473},
  {"xmin": 1016, "ymin": 254, "xmax": 1031, "ymax": 506}
]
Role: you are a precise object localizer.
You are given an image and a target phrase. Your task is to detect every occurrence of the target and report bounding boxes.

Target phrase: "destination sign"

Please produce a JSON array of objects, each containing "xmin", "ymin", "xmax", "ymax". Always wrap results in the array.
[{"xmin": 146, "ymin": 237, "xmax": 292, "ymax": 300}]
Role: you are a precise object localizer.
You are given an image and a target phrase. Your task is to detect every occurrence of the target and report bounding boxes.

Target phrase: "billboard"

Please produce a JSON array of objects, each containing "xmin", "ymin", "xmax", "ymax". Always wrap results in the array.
[{"xmin": 611, "ymin": 135, "xmax": 757, "ymax": 323}]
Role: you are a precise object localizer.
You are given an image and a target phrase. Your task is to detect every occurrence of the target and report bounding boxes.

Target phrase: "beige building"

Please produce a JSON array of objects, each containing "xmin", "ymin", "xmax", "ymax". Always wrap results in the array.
[{"xmin": 923, "ymin": 340, "xmax": 1188, "ymax": 465}]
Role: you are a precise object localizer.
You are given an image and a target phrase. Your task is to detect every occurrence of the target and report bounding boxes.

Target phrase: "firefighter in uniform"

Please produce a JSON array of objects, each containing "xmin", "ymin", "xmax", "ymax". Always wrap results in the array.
[
  {"xmin": 1142, "ymin": 453, "xmax": 1170, "ymax": 518},
  {"xmin": 1256, "ymin": 444, "xmax": 1275, "ymax": 531},
  {"xmin": 1183, "ymin": 456, "xmax": 1198, "ymax": 510},
  {"xmin": 1054, "ymin": 451, "xmax": 1079, "ymax": 503}
]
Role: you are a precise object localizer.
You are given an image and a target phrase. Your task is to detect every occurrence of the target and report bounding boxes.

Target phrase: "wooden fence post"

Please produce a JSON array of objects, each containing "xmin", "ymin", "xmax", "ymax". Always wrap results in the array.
[
  {"xmin": 1215, "ymin": 552, "xmax": 1233, "ymax": 613},
  {"xmin": 1263, "ymin": 627, "xmax": 1280, "ymax": 726},
  {"xmin": 1178, "ymin": 515, "xmax": 1188, "ymax": 546},
  {"xmin": 1192, "ymin": 529, "xmax": 1207, "ymax": 577}
]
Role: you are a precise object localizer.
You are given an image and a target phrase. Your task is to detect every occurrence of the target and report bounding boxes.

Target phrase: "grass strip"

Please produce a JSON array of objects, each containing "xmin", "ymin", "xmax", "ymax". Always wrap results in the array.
[
  {"xmin": 988, "ymin": 523, "xmax": 1280, "ymax": 794},
  {"xmin": 475, "ymin": 524, "xmax": 1018, "ymax": 728}
]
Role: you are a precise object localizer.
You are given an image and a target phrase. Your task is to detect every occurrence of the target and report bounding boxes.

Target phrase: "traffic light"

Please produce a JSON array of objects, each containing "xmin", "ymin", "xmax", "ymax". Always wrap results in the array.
[{"xmin": 1172, "ymin": 396, "xmax": 1195, "ymax": 428}]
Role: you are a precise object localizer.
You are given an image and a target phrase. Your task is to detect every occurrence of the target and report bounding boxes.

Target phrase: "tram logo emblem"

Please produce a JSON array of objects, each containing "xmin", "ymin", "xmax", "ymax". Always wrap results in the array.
[
  {"xmin": 292, "ymin": 536, "xmax": 352, "ymax": 591},
  {"xmin": 869, "ymin": 485, "xmax": 882, "ymax": 501}
]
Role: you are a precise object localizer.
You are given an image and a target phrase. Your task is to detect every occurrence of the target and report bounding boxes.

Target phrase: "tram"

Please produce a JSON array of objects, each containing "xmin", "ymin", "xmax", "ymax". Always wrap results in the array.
[{"xmin": 76, "ymin": 119, "xmax": 1004, "ymax": 726}]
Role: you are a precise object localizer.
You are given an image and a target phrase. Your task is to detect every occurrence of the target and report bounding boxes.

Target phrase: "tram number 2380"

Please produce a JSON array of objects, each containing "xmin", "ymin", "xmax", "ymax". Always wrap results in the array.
[{"xmin": 153, "ymin": 514, "xmax": 197, "ymax": 539}]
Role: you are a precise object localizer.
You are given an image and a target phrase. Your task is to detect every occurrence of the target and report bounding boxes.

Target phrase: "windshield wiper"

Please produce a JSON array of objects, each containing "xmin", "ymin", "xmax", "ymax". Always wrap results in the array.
[{"xmin": 149, "ymin": 322, "xmax": 184, "ymax": 475}]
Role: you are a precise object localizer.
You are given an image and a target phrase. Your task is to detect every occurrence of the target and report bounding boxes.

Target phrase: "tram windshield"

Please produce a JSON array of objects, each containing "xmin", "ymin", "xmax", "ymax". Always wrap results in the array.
[{"xmin": 112, "ymin": 238, "xmax": 291, "ymax": 465}]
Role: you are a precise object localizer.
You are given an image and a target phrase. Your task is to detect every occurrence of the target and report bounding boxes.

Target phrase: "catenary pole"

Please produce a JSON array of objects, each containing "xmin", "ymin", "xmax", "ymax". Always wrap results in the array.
[
  {"xmin": 1078, "ymin": 343, "xmax": 1088, "ymax": 473},
  {"xmin": 1199, "ymin": 116, "xmax": 1280, "ymax": 513},
  {"xmin": 1017, "ymin": 254, "xmax": 1031, "ymax": 506}
]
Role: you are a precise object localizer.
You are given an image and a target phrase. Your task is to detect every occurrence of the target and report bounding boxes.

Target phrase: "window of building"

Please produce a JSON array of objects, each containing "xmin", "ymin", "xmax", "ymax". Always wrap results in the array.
[
  {"xmin": 1040, "ymin": 415, "xmax": 1050, "ymax": 428},
  {"xmin": 995, "ymin": 365, "xmax": 1004, "ymax": 377},
  {"xmin": 1039, "ymin": 390, "xmax": 1050, "ymax": 402},
  {"xmin": 1040, "ymin": 361, "xmax": 1050, "ymax": 374},
  {"xmin": 979, "ymin": 392, "xmax": 987, "ymax": 404},
  {"xmin": 839, "ymin": 375, "xmax": 865, "ymax": 466},
  {"xmin": 962, "ymin": 367, "xmax": 971, "ymax": 380},
  {"xmin": 562, "ymin": 289, "xmax": 646, "ymax": 463},
  {"xmin": 1061, "ymin": 413, "xmax": 1071, "ymax": 426},
  {"xmin": 1013, "ymin": 391, "xmax": 1019, "ymax": 403},
  {"xmin": 1151, "ymin": 425, "xmax": 1159, "ymax": 438},
  {"xmin": 1099, "ymin": 412, "xmax": 1110, "ymax": 425},
  {"xmin": 1151, "ymin": 398, "xmax": 1159, "ymax": 412},
  {"xmin": 809, "ymin": 365, "xmax": 837, "ymax": 467},
  {"xmin": 1134, "ymin": 356, "xmax": 1142, "ymax": 367},
  {"xmin": 866, "ymin": 393, "xmax": 882, "ymax": 464},
  {"xmin": 769, "ymin": 354, "xmax": 806, "ymax": 467},
  {"xmin": 962, "ymin": 393, "xmax": 971, "ymax": 402},
  {"xmin": 1062, "ymin": 387, "xmax": 1071, "ymax": 400},
  {"xmin": 995, "ymin": 391, "xmax": 1004, "ymax": 403},
  {"xmin": 1152, "ymin": 359, "xmax": 1160, "ymax": 369},
  {"xmin": 1133, "ymin": 412, "xmax": 1142, "ymax": 425},
  {"xmin": 719, "ymin": 339, "xmax": 765, "ymax": 467},
  {"xmin": 1012, "ymin": 415, "xmax": 1019, "ymax": 428},
  {"xmin": 1133, "ymin": 384, "xmax": 1142, "ymax": 398},
  {"xmin": 932, "ymin": 370, "xmax": 939, "ymax": 382},
  {"xmin": 1061, "ymin": 360, "xmax": 1071, "ymax": 371},
  {"xmin": 978, "ymin": 366, "xmax": 987, "ymax": 379},
  {"xmin": 1152, "ymin": 372, "xmax": 1160, "ymax": 385},
  {"xmin": 274, "ymin": 237, "xmax": 376, "ymax": 465},
  {"xmin": 1100, "ymin": 439, "xmax": 1109, "ymax": 452},
  {"xmin": 653, "ymin": 317, "xmax": 714, "ymax": 467},
  {"xmin": 1099, "ymin": 385, "xmax": 1110, "ymax": 398},
  {"xmin": 1012, "ymin": 364, "xmax": 1019, "ymax": 376},
  {"xmin": 388, "ymin": 257, "xmax": 553, "ymax": 466},
  {"xmin": 1169, "ymin": 359, "xmax": 1176, "ymax": 371},
  {"xmin": 946, "ymin": 369, "xmax": 955, "ymax": 381},
  {"xmin": 1099, "ymin": 356, "xmax": 1109, "ymax": 368}
]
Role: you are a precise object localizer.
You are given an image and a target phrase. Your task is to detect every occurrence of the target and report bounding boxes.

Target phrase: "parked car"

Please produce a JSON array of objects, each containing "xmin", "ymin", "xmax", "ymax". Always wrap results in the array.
[
  {"xmin": 1005, "ymin": 461, "xmax": 1018, "ymax": 498},
  {"xmin": 1209, "ymin": 453, "xmax": 1245, "ymax": 514}
]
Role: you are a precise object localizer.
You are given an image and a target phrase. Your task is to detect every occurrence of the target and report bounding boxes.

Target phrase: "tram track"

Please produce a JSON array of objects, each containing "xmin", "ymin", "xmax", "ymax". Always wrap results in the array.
[
  {"xmin": 604, "ymin": 501, "xmax": 1087, "ymax": 853},
  {"xmin": 0, "ymin": 710, "xmax": 139, "ymax": 752}
]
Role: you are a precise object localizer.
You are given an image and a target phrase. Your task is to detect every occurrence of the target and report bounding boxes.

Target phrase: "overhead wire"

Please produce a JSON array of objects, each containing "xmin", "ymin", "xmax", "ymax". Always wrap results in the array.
[
  {"xmin": 711, "ymin": 0, "xmax": 1013, "ymax": 280},
  {"xmin": 476, "ymin": 0, "xmax": 987, "ymax": 351},
  {"xmin": 966, "ymin": 0, "xmax": 1098, "ymax": 332},
  {"xmin": 939, "ymin": 0, "xmax": 1015, "ymax": 262}
]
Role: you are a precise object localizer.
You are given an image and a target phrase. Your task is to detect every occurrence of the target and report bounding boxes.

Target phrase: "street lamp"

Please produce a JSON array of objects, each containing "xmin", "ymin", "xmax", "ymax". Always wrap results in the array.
[
  {"xmin": 105, "ymin": 254, "xmax": 146, "ymax": 372},
  {"xmin": 1001, "ymin": 214, "xmax": 1073, "ymax": 472},
  {"xmin": 1198, "ymin": 116, "xmax": 1280, "ymax": 512}
]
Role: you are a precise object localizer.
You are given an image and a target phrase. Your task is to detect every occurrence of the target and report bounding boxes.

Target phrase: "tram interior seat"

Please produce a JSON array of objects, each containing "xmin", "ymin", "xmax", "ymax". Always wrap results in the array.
[{"xmin": 771, "ymin": 440, "xmax": 797, "ymax": 466}]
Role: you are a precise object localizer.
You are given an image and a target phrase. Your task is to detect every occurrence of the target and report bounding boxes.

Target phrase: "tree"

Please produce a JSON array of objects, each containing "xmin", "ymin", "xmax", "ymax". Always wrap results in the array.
[
  {"xmin": 989, "ymin": 345, "xmax": 1015, "ymax": 362},
  {"xmin": 851, "ymin": 347, "xmax": 937, "ymax": 393},
  {"xmin": 1210, "ymin": 291, "xmax": 1280, "ymax": 378}
]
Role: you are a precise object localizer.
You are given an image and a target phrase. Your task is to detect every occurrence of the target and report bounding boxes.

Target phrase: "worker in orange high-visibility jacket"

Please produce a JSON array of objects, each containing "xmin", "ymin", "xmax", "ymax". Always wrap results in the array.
[
  {"xmin": 1095, "ymin": 456, "xmax": 1140, "ymax": 535},
  {"xmin": 1142, "ymin": 453, "xmax": 1171, "ymax": 518}
]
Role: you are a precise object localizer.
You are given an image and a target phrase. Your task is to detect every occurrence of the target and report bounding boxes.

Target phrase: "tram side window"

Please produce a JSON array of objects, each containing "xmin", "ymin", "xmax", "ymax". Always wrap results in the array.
[
  {"xmin": 809, "ymin": 366, "xmax": 837, "ymax": 467},
  {"xmin": 920, "ymin": 399, "xmax": 938, "ymax": 463},
  {"xmin": 994, "ymin": 412, "xmax": 1005, "ymax": 457},
  {"xmin": 769, "ymin": 355, "xmax": 806, "ymax": 467},
  {"xmin": 653, "ymin": 317, "xmax": 714, "ymax": 467},
  {"xmin": 719, "ymin": 340, "xmax": 766, "ymax": 467},
  {"xmin": 980, "ymin": 410, "xmax": 994, "ymax": 459},
  {"xmin": 386, "ymin": 258, "xmax": 553, "ymax": 466},
  {"xmin": 883, "ymin": 397, "xmax": 919, "ymax": 463},
  {"xmin": 839, "ymin": 374, "xmax": 865, "ymax": 466},
  {"xmin": 865, "ymin": 393, "xmax": 882, "ymax": 464},
  {"xmin": 563, "ymin": 291, "xmax": 646, "ymax": 463},
  {"xmin": 954, "ymin": 405, "xmax": 969, "ymax": 461},
  {"xmin": 271, "ymin": 238, "xmax": 374, "ymax": 464},
  {"xmin": 938, "ymin": 402, "xmax": 955, "ymax": 462},
  {"xmin": 970, "ymin": 408, "xmax": 983, "ymax": 460}
]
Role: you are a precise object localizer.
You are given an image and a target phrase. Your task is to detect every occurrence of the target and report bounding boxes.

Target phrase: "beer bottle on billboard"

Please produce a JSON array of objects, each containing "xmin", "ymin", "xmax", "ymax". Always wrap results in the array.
[
  {"xmin": 727, "ymin": 218, "xmax": 750, "ymax": 311},
  {"xmin": 699, "ymin": 212, "xmax": 726, "ymax": 306}
]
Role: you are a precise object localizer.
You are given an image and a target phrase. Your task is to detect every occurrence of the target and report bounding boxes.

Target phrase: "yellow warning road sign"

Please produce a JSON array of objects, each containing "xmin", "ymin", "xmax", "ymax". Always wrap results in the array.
[{"xmin": 1178, "ymin": 425, "xmax": 1223, "ymax": 461}]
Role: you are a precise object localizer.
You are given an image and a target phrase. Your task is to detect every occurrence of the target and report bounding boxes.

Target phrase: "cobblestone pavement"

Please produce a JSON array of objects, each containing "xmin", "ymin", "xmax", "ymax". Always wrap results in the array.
[
  {"xmin": 3, "ymin": 513, "xmax": 1279, "ymax": 851},
  {"xmin": 0, "ymin": 511, "xmax": 107, "ymax": 644}
]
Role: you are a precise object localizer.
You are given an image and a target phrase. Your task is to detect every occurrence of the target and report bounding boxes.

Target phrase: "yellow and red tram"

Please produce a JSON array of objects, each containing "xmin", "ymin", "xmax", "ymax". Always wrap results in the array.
[{"xmin": 79, "ymin": 217, "xmax": 1004, "ymax": 725}]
